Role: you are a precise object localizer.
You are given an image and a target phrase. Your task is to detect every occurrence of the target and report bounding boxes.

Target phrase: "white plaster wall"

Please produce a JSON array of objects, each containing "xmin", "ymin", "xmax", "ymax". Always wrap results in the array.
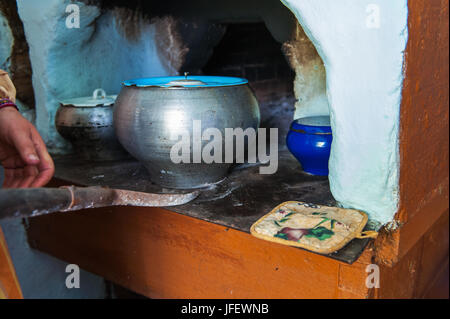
[
  {"xmin": 0, "ymin": 12, "xmax": 13, "ymax": 72},
  {"xmin": 16, "ymin": 0, "xmax": 173, "ymax": 152},
  {"xmin": 282, "ymin": 0, "xmax": 408, "ymax": 224},
  {"xmin": 283, "ymin": 22, "xmax": 330, "ymax": 119},
  {"xmin": 0, "ymin": 10, "xmax": 35, "ymax": 122}
]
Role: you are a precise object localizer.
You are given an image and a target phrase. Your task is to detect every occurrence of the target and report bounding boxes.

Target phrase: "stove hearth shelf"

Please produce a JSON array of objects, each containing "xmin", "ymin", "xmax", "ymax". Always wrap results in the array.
[
  {"xmin": 23, "ymin": 150, "xmax": 380, "ymax": 298},
  {"xmin": 40, "ymin": 150, "xmax": 374, "ymax": 264}
]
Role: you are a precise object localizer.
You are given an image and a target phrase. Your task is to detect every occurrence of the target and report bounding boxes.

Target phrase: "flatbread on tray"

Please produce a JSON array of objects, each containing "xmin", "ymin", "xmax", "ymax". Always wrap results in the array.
[{"xmin": 250, "ymin": 201, "xmax": 377, "ymax": 254}]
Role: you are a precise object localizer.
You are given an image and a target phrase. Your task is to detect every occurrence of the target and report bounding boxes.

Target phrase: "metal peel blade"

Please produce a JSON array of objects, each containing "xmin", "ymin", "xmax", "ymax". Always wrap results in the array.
[{"xmin": 0, "ymin": 186, "xmax": 199, "ymax": 220}]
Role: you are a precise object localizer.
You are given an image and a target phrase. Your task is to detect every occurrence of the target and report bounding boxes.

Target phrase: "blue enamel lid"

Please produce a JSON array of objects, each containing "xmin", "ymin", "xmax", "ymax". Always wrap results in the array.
[
  {"xmin": 123, "ymin": 75, "xmax": 248, "ymax": 88},
  {"xmin": 291, "ymin": 116, "xmax": 332, "ymax": 134}
]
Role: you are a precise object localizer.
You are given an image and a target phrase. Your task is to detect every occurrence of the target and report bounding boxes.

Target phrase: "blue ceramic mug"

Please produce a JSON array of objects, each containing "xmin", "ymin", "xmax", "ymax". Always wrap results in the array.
[{"xmin": 286, "ymin": 116, "xmax": 332, "ymax": 176}]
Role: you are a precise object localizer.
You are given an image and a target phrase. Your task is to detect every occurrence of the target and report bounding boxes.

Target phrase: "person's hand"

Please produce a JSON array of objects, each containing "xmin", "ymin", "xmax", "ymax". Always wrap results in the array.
[
  {"xmin": 0, "ymin": 70, "xmax": 16, "ymax": 102},
  {"xmin": 0, "ymin": 107, "xmax": 55, "ymax": 188}
]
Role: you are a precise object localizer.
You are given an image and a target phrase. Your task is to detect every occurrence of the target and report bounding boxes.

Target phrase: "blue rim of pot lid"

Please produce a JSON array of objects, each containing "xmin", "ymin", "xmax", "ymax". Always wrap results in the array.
[
  {"xmin": 291, "ymin": 116, "xmax": 332, "ymax": 134},
  {"xmin": 60, "ymin": 89, "xmax": 116, "ymax": 107},
  {"xmin": 123, "ymin": 75, "xmax": 248, "ymax": 88}
]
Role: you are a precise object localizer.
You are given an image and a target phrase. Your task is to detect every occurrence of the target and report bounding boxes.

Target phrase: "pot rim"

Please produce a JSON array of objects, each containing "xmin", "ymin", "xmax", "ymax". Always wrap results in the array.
[
  {"xmin": 122, "ymin": 75, "xmax": 248, "ymax": 89},
  {"xmin": 60, "ymin": 89, "xmax": 117, "ymax": 108},
  {"xmin": 290, "ymin": 116, "xmax": 332, "ymax": 135}
]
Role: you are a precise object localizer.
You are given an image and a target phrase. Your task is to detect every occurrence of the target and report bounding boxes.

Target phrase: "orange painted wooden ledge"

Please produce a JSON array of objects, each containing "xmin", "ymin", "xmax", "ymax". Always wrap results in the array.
[
  {"xmin": 26, "ymin": 204, "xmax": 377, "ymax": 299},
  {"xmin": 24, "ymin": 199, "xmax": 447, "ymax": 299}
]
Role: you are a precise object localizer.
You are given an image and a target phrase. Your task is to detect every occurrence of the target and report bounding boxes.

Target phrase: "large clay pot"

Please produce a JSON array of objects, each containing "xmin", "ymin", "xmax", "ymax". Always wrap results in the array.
[
  {"xmin": 286, "ymin": 116, "xmax": 332, "ymax": 176},
  {"xmin": 55, "ymin": 89, "xmax": 129, "ymax": 161},
  {"xmin": 114, "ymin": 75, "xmax": 260, "ymax": 189}
]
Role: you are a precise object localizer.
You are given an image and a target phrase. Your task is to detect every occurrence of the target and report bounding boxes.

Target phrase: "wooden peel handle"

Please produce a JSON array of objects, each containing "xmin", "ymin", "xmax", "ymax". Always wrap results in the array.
[{"xmin": 0, "ymin": 186, "xmax": 116, "ymax": 220}]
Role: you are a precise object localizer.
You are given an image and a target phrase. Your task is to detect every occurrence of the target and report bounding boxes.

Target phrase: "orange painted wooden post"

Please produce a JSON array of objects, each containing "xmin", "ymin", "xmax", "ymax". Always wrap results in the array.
[
  {"xmin": 0, "ymin": 226, "xmax": 23, "ymax": 299},
  {"xmin": 372, "ymin": 0, "xmax": 449, "ymax": 298}
]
